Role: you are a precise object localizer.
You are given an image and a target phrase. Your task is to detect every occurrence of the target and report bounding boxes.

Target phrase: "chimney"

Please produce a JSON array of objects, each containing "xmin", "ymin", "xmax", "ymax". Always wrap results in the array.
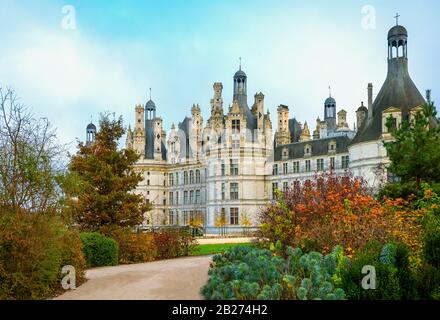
[
  {"xmin": 368, "ymin": 83, "xmax": 373, "ymax": 119},
  {"xmin": 426, "ymin": 89, "xmax": 432, "ymax": 104}
]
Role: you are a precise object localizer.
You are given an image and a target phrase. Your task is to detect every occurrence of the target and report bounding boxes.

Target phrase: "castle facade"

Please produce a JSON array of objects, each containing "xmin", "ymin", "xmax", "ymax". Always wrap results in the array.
[{"xmin": 87, "ymin": 23, "xmax": 427, "ymax": 232}]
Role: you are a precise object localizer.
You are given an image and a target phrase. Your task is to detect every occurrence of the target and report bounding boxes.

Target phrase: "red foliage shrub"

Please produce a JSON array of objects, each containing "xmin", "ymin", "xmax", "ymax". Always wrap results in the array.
[{"xmin": 259, "ymin": 172, "xmax": 422, "ymax": 255}]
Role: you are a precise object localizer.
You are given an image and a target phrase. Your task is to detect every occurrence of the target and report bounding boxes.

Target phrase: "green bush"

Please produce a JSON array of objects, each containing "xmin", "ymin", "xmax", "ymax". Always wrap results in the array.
[
  {"xmin": 378, "ymin": 182, "xmax": 440, "ymax": 201},
  {"xmin": 341, "ymin": 241, "xmax": 415, "ymax": 300},
  {"xmin": 0, "ymin": 208, "xmax": 86, "ymax": 300},
  {"xmin": 80, "ymin": 232, "xmax": 118, "ymax": 268},
  {"xmin": 201, "ymin": 244, "xmax": 347, "ymax": 300}
]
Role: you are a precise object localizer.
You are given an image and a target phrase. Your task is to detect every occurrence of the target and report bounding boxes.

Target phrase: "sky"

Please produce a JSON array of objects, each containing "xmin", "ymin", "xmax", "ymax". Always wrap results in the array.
[{"xmin": 0, "ymin": 0, "xmax": 439, "ymax": 152}]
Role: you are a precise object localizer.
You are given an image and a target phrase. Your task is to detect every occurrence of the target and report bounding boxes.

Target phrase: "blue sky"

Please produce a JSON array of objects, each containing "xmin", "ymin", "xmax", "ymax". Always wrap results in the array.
[{"xmin": 0, "ymin": 0, "xmax": 439, "ymax": 151}]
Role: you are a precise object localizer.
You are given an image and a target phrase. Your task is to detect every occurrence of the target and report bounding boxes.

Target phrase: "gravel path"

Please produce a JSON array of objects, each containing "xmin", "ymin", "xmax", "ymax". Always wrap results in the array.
[{"xmin": 55, "ymin": 255, "xmax": 212, "ymax": 300}]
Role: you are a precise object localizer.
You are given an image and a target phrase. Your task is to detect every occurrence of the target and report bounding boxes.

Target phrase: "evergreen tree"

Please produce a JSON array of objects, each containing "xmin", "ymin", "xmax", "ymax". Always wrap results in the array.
[
  {"xmin": 384, "ymin": 103, "xmax": 440, "ymax": 187},
  {"xmin": 63, "ymin": 113, "xmax": 150, "ymax": 234}
]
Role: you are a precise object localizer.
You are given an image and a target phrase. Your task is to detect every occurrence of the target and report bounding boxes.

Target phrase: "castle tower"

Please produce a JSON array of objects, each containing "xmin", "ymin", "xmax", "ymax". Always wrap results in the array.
[
  {"xmin": 324, "ymin": 89, "xmax": 337, "ymax": 133},
  {"xmin": 233, "ymin": 60, "xmax": 247, "ymax": 107},
  {"xmin": 86, "ymin": 121, "xmax": 96, "ymax": 146},
  {"xmin": 274, "ymin": 105, "xmax": 290, "ymax": 146},
  {"xmin": 191, "ymin": 103, "xmax": 203, "ymax": 160},
  {"xmin": 351, "ymin": 20, "xmax": 425, "ymax": 146}
]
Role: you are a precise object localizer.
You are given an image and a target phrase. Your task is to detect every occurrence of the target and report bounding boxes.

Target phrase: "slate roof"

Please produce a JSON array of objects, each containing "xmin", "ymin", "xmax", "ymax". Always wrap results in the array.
[
  {"xmin": 274, "ymin": 135, "xmax": 350, "ymax": 161},
  {"xmin": 350, "ymin": 58, "xmax": 426, "ymax": 145}
]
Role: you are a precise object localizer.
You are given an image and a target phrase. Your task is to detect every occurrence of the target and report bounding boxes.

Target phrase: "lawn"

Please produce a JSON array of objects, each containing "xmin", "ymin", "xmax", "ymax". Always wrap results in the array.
[{"xmin": 191, "ymin": 243, "xmax": 252, "ymax": 256}]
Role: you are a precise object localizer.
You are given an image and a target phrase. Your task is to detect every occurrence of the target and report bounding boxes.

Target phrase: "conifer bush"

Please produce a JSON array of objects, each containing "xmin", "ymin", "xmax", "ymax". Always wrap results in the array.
[{"xmin": 202, "ymin": 244, "xmax": 347, "ymax": 300}]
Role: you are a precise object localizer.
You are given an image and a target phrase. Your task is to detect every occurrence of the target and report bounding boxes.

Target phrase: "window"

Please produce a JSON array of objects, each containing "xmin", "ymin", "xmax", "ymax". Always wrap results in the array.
[
  {"xmin": 195, "ymin": 170, "xmax": 201, "ymax": 183},
  {"xmin": 230, "ymin": 159, "xmax": 239, "ymax": 176},
  {"xmin": 330, "ymin": 157, "xmax": 335, "ymax": 170},
  {"xmin": 184, "ymin": 171, "xmax": 188, "ymax": 184},
  {"xmin": 232, "ymin": 139, "xmax": 240, "ymax": 149},
  {"xmin": 305, "ymin": 160, "xmax": 311, "ymax": 172},
  {"xmin": 195, "ymin": 190, "xmax": 201, "ymax": 204},
  {"xmin": 175, "ymin": 191, "xmax": 179, "ymax": 205},
  {"xmin": 221, "ymin": 183, "xmax": 226, "ymax": 200},
  {"xmin": 190, "ymin": 171, "xmax": 194, "ymax": 184},
  {"xmin": 317, "ymin": 159, "xmax": 324, "ymax": 171},
  {"xmin": 169, "ymin": 211, "xmax": 174, "ymax": 225},
  {"xmin": 342, "ymin": 156, "xmax": 350, "ymax": 169},
  {"xmin": 230, "ymin": 208, "xmax": 239, "ymax": 225},
  {"xmin": 232, "ymin": 119, "xmax": 240, "ymax": 133},
  {"xmin": 283, "ymin": 181, "xmax": 289, "ymax": 193},
  {"xmin": 169, "ymin": 173, "xmax": 174, "ymax": 187},
  {"xmin": 283, "ymin": 163, "xmax": 288, "ymax": 174},
  {"xmin": 190, "ymin": 190, "xmax": 194, "ymax": 204},
  {"xmin": 230, "ymin": 183, "xmax": 239, "ymax": 200},
  {"xmin": 272, "ymin": 182, "xmax": 279, "ymax": 199},
  {"xmin": 183, "ymin": 211, "xmax": 189, "ymax": 225},
  {"xmin": 221, "ymin": 162, "xmax": 226, "ymax": 176},
  {"xmin": 147, "ymin": 179, "xmax": 150, "ymax": 186},
  {"xmin": 184, "ymin": 191, "xmax": 188, "ymax": 205},
  {"xmin": 176, "ymin": 173, "xmax": 179, "ymax": 185},
  {"xmin": 293, "ymin": 181, "xmax": 300, "ymax": 190},
  {"xmin": 293, "ymin": 161, "xmax": 300, "ymax": 173},
  {"xmin": 273, "ymin": 164, "xmax": 278, "ymax": 175},
  {"xmin": 169, "ymin": 192, "xmax": 174, "ymax": 206}
]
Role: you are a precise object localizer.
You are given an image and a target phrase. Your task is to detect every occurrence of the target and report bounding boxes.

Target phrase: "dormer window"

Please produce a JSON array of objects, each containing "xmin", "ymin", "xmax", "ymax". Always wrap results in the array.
[
  {"xmin": 282, "ymin": 147, "xmax": 289, "ymax": 160},
  {"xmin": 382, "ymin": 107, "xmax": 402, "ymax": 134},
  {"xmin": 304, "ymin": 144, "xmax": 312, "ymax": 156},
  {"xmin": 328, "ymin": 140, "xmax": 337, "ymax": 153},
  {"xmin": 232, "ymin": 119, "xmax": 240, "ymax": 133}
]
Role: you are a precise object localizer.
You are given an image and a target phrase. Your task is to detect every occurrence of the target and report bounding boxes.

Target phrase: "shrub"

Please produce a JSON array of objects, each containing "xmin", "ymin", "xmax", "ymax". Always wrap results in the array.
[
  {"xmin": 259, "ymin": 172, "xmax": 423, "ymax": 255},
  {"xmin": 201, "ymin": 244, "xmax": 347, "ymax": 300},
  {"xmin": 0, "ymin": 208, "xmax": 85, "ymax": 300},
  {"xmin": 341, "ymin": 241, "xmax": 415, "ymax": 300},
  {"xmin": 80, "ymin": 232, "xmax": 118, "ymax": 268},
  {"xmin": 153, "ymin": 230, "xmax": 196, "ymax": 260},
  {"xmin": 379, "ymin": 182, "xmax": 440, "ymax": 202},
  {"xmin": 111, "ymin": 229, "xmax": 156, "ymax": 264}
]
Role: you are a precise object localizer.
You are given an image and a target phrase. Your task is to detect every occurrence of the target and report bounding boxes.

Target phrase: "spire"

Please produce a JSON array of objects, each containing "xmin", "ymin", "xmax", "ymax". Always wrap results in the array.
[
  {"xmin": 239, "ymin": 57, "xmax": 242, "ymax": 71},
  {"xmin": 328, "ymin": 85, "xmax": 332, "ymax": 98},
  {"xmin": 149, "ymin": 87, "xmax": 152, "ymax": 100},
  {"xmin": 394, "ymin": 12, "xmax": 400, "ymax": 26}
]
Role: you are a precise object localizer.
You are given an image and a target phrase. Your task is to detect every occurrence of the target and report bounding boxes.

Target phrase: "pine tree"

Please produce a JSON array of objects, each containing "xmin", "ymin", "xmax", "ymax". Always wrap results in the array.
[
  {"xmin": 63, "ymin": 113, "xmax": 151, "ymax": 234},
  {"xmin": 384, "ymin": 103, "xmax": 440, "ymax": 187}
]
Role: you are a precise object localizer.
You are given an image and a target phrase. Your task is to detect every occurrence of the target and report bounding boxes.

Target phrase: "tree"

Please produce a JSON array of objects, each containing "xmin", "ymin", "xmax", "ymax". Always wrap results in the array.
[
  {"xmin": 63, "ymin": 113, "xmax": 151, "ymax": 235},
  {"xmin": 0, "ymin": 87, "xmax": 64, "ymax": 214},
  {"xmin": 384, "ymin": 103, "xmax": 440, "ymax": 187}
]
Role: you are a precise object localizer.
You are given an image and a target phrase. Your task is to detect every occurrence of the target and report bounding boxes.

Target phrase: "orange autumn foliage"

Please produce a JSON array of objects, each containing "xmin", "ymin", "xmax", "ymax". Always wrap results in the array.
[{"xmin": 259, "ymin": 172, "xmax": 423, "ymax": 255}]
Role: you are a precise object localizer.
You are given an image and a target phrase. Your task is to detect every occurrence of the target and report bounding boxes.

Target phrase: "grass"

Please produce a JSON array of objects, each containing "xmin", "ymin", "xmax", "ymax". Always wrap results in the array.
[{"xmin": 191, "ymin": 243, "xmax": 251, "ymax": 256}]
